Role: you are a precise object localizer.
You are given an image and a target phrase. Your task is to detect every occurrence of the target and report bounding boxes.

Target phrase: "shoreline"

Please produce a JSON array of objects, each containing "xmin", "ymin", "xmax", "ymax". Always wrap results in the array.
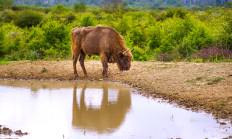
[{"xmin": 0, "ymin": 60, "xmax": 232, "ymax": 122}]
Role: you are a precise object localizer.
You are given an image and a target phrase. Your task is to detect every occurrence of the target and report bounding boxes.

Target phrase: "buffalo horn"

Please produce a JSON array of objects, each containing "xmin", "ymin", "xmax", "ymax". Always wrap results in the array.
[
  {"xmin": 122, "ymin": 49, "xmax": 129, "ymax": 54},
  {"xmin": 131, "ymin": 48, "xmax": 134, "ymax": 52}
]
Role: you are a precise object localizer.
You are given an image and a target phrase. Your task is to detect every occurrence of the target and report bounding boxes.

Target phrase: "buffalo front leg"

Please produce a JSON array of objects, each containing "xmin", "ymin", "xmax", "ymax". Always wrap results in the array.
[
  {"xmin": 100, "ymin": 53, "xmax": 108, "ymax": 78},
  {"xmin": 79, "ymin": 51, "xmax": 88, "ymax": 77},
  {"xmin": 73, "ymin": 52, "xmax": 80, "ymax": 78}
]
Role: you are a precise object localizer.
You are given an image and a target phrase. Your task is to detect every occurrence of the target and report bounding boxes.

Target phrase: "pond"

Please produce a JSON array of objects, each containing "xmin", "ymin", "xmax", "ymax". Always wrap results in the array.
[{"xmin": 0, "ymin": 79, "xmax": 231, "ymax": 139}]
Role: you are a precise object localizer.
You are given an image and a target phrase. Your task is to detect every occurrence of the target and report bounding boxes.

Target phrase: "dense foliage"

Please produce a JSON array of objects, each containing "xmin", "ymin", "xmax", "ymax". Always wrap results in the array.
[
  {"xmin": 11, "ymin": 0, "xmax": 232, "ymax": 7},
  {"xmin": 0, "ymin": 4, "xmax": 232, "ymax": 62}
]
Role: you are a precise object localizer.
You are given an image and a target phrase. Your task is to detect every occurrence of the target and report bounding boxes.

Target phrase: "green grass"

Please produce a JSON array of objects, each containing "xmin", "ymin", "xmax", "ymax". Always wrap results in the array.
[
  {"xmin": 220, "ymin": 101, "xmax": 227, "ymax": 107},
  {"xmin": 41, "ymin": 67, "xmax": 47, "ymax": 73},
  {"xmin": 196, "ymin": 76, "xmax": 202, "ymax": 80},
  {"xmin": 207, "ymin": 77, "xmax": 225, "ymax": 84},
  {"xmin": 211, "ymin": 77, "xmax": 224, "ymax": 83},
  {"xmin": 147, "ymin": 65, "xmax": 153, "ymax": 69},
  {"xmin": 0, "ymin": 61, "xmax": 11, "ymax": 65},
  {"xmin": 162, "ymin": 66, "xmax": 172, "ymax": 69}
]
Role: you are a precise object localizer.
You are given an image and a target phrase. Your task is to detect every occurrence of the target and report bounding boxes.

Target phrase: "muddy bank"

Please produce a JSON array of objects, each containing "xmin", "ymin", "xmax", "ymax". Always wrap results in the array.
[{"xmin": 0, "ymin": 60, "xmax": 232, "ymax": 121}]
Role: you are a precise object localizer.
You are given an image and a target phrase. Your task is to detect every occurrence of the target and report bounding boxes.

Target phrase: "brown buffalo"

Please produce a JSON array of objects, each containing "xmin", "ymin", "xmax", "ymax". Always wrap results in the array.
[{"xmin": 71, "ymin": 25, "xmax": 133, "ymax": 78}]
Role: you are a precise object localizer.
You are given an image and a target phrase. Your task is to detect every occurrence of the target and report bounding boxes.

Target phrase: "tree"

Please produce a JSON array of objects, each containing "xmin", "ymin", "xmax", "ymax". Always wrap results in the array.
[
  {"xmin": 0, "ymin": 0, "xmax": 14, "ymax": 9},
  {"xmin": 74, "ymin": 2, "xmax": 86, "ymax": 12},
  {"xmin": 122, "ymin": 0, "xmax": 129, "ymax": 8}
]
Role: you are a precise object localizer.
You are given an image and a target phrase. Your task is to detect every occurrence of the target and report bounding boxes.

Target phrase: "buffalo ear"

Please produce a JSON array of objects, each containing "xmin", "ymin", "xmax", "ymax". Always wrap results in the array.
[
  {"xmin": 131, "ymin": 48, "xmax": 134, "ymax": 52},
  {"xmin": 118, "ymin": 52, "xmax": 124, "ymax": 57}
]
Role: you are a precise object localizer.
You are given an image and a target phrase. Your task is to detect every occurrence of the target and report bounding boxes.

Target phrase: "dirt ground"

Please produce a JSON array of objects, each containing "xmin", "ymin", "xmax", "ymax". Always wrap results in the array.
[{"xmin": 0, "ymin": 60, "xmax": 232, "ymax": 121}]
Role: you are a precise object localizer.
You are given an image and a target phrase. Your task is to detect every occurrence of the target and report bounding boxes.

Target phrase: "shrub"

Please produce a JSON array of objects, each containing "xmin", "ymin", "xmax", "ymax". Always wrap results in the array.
[
  {"xmin": 132, "ymin": 46, "xmax": 151, "ymax": 61},
  {"xmin": 51, "ymin": 5, "xmax": 69, "ymax": 14},
  {"xmin": 1, "ymin": 10, "xmax": 16, "ymax": 23},
  {"xmin": 0, "ymin": 23, "xmax": 24, "ymax": 58},
  {"xmin": 25, "ymin": 27, "xmax": 46, "ymax": 58},
  {"xmin": 128, "ymin": 27, "xmax": 145, "ymax": 47},
  {"xmin": 11, "ymin": 5, "xmax": 21, "ymax": 11},
  {"xmin": 222, "ymin": 10, "xmax": 232, "ymax": 49},
  {"xmin": 199, "ymin": 46, "xmax": 232, "ymax": 62},
  {"xmin": 150, "ymin": 11, "xmax": 166, "ymax": 21},
  {"xmin": 80, "ymin": 14, "xmax": 95, "ymax": 27},
  {"xmin": 0, "ymin": 28, "xmax": 5, "ymax": 57},
  {"xmin": 166, "ymin": 8, "xmax": 187, "ymax": 19},
  {"xmin": 64, "ymin": 13, "xmax": 76, "ymax": 23},
  {"xmin": 0, "ymin": 0, "xmax": 14, "ymax": 10},
  {"xmin": 156, "ymin": 53, "xmax": 179, "ymax": 62},
  {"xmin": 146, "ymin": 25, "xmax": 162, "ymax": 49},
  {"xmin": 74, "ymin": 2, "xmax": 86, "ymax": 12},
  {"xmin": 14, "ymin": 10, "xmax": 43, "ymax": 28},
  {"xmin": 43, "ymin": 20, "xmax": 69, "ymax": 44},
  {"xmin": 179, "ymin": 24, "xmax": 212, "ymax": 58},
  {"xmin": 42, "ymin": 20, "xmax": 71, "ymax": 58},
  {"xmin": 116, "ymin": 16, "xmax": 131, "ymax": 35},
  {"xmin": 29, "ymin": 50, "xmax": 39, "ymax": 61}
]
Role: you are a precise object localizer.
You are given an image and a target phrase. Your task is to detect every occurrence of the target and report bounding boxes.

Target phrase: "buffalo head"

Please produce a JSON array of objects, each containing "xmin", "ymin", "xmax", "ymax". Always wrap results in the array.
[{"xmin": 117, "ymin": 49, "xmax": 134, "ymax": 71}]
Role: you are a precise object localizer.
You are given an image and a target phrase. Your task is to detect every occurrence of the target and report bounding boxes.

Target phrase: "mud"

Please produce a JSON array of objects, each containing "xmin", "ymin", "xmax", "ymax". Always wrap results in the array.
[{"xmin": 0, "ymin": 60, "xmax": 232, "ymax": 121}]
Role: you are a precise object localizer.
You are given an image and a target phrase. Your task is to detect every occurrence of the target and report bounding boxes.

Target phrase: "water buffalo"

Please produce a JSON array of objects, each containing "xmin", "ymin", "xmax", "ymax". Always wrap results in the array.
[{"xmin": 71, "ymin": 25, "xmax": 133, "ymax": 78}]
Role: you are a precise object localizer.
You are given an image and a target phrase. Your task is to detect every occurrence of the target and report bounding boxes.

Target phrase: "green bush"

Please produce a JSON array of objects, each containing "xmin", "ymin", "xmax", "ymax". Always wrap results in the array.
[
  {"xmin": 166, "ymin": 8, "xmax": 187, "ymax": 19},
  {"xmin": 64, "ymin": 12, "xmax": 76, "ymax": 23},
  {"xmin": 128, "ymin": 27, "xmax": 145, "ymax": 47},
  {"xmin": 1, "ymin": 10, "xmax": 16, "ymax": 23},
  {"xmin": 116, "ymin": 16, "xmax": 131, "ymax": 35},
  {"xmin": 29, "ymin": 50, "xmax": 39, "ymax": 61},
  {"xmin": 51, "ymin": 5, "xmax": 69, "ymax": 14},
  {"xmin": 14, "ymin": 10, "xmax": 43, "ymax": 28},
  {"xmin": 1, "ymin": 6, "xmax": 232, "ymax": 62},
  {"xmin": 150, "ymin": 11, "xmax": 166, "ymax": 21},
  {"xmin": 222, "ymin": 10, "xmax": 232, "ymax": 49},
  {"xmin": 0, "ymin": 23, "xmax": 23, "ymax": 57},
  {"xmin": 0, "ymin": 28, "xmax": 5, "ymax": 57},
  {"xmin": 132, "ymin": 46, "xmax": 151, "ymax": 61},
  {"xmin": 43, "ymin": 20, "xmax": 69, "ymax": 44},
  {"xmin": 74, "ymin": 2, "xmax": 86, "ymax": 12},
  {"xmin": 146, "ymin": 25, "xmax": 162, "ymax": 49},
  {"xmin": 26, "ymin": 26, "xmax": 44, "ymax": 57},
  {"xmin": 80, "ymin": 14, "xmax": 95, "ymax": 27},
  {"xmin": 42, "ymin": 20, "xmax": 71, "ymax": 58}
]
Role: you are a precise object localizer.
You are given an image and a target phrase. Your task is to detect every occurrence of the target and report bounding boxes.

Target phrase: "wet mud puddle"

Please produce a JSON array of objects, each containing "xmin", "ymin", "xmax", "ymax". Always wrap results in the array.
[{"xmin": 0, "ymin": 80, "xmax": 231, "ymax": 139}]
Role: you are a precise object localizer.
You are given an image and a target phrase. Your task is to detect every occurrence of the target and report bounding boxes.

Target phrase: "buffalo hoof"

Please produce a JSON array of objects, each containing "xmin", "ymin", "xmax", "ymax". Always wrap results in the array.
[{"xmin": 75, "ymin": 75, "xmax": 79, "ymax": 78}]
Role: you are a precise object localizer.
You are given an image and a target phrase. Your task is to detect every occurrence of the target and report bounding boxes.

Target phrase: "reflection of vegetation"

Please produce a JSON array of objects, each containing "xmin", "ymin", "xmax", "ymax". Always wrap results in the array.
[{"xmin": 1, "ymin": 3, "xmax": 232, "ymax": 62}]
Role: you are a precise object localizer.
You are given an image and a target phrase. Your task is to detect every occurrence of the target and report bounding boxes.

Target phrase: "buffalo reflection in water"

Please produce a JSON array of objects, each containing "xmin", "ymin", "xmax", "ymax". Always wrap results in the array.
[{"xmin": 72, "ymin": 82, "xmax": 131, "ymax": 133}]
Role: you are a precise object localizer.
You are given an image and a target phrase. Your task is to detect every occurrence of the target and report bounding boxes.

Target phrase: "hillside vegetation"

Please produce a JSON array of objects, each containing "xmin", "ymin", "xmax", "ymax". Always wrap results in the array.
[{"xmin": 0, "ymin": 2, "xmax": 232, "ymax": 62}]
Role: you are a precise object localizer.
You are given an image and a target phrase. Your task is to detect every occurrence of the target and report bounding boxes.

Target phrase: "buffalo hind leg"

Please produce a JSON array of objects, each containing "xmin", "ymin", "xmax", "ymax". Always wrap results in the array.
[
  {"xmin": 73, "ymin": 52, "xmax": 80, "ymax": 78},
  {"xmin": 100, "ymin": 53, "xmax": 108, "ymax": 78},
  {"xmin": 79, "ymin": 51, "xmax": 88, "ymax": 77}
]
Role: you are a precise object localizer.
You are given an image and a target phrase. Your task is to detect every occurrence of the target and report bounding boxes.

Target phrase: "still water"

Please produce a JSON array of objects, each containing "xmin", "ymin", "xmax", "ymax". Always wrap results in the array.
[{"xmin": 0, "ymin": 79, "xmax": 231, "ymax": 139}]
